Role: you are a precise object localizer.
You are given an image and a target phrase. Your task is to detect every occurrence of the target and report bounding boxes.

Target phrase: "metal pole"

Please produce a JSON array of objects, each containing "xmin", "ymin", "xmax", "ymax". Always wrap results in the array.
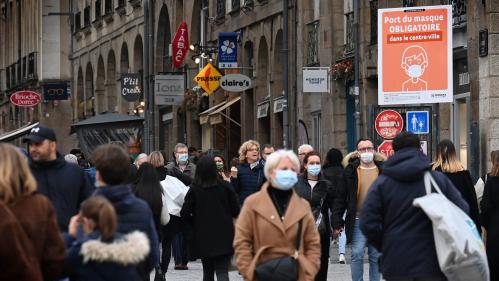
[
  {"xmin": 282, "ymin": 0, "xmax": 289, "ymax": 148},
  {"xmin": 200, "ymin": 1, "xmax": 206, "ymax": 70},
  {"xmin": 144, "ymin": 0, "xmax": 154, "ymax": 152},
  {"xmin": 353, "ymin": 0, "xmax": 361, "ymax": 141}
]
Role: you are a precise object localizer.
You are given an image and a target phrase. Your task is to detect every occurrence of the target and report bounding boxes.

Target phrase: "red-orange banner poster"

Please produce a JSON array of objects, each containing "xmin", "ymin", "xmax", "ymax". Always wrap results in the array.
[{"xmin": 378, "ymin": 5, "xmax": 452, "ymax": 105}]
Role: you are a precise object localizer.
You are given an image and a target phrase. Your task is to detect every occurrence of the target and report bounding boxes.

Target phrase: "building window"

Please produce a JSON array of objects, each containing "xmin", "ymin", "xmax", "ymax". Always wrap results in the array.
[
  {"xmin": 28, "ymin": 52, "xmax": 36, "ymax": 79},
  {"xmin": 84, "ymin": 6, "xmax": 91, "ymax": 27},
  {"xmin": 307, "ymin": 20, "xmax": 319, "ymax": 66},
  {"xmin": 312, "ymin": 112, "xmax": 322, "ymax": 152},
  {"xmin": 449, "ymin": 0, "xmax": 466, "ymax": 27},
  {"xmin": 105, "ymin": 0, "xmax": 113, "ymax": 15},
  {"xmin": 117, "ymin": 0, "xmax": 125, "ymax": 8},
  {"xmin": 344, "ymin": 12, "xmax": 354, "ymax": 54},
  {"xmin": 232, "ymin": 0, "xmax": 240, "ymax": 10},
  {"xmin": 74, "ymin": 11, "xmax": 81, "ymax": 32},
  {"xmin": 370, "ymin": 0, "xmax": 377, "ymax": 44},
  {"xmin": 217, "ymin": 0, "xmax": 225, "ymax": 17},
  {"xmin": 403, "ymin": 0, "xmax": 416, "ymax": 7},
  {"xmin": 95, "ymin": 0, "xmax": 102, "ymax": 19}
]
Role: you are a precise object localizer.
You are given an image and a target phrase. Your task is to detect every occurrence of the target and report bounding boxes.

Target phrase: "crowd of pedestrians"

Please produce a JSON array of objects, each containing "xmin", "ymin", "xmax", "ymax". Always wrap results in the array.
[{"xmin": 1, "ymin": 123, "xmax": 498, "ymax": 281}]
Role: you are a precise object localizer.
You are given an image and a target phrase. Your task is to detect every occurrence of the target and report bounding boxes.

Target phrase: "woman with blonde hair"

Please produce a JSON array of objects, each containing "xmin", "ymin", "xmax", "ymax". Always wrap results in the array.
[
  {"xmin": 0, "ymin": 143, "xmax": 66, "ymax": 280},
  {"xmin": 432, "ymin": 139, "xmax": 481, "ymax": 233},
  {"xmin": 149, "ymin": 150, "xmax": 167, "ymax": 180},
  {"xmin": 234, "ymin": 149, "xmax": 321, "ymax": 281},
  {"xmin": 230, "ymin": 140, "xmax": 265, "ymax": 205},
  {"xmin": 65, "ymin": 196, "xmax": 150, "ymax": 281},
  {"xmin": 481, "ymin": 150, "xmax": 499, "ymax": 281}
]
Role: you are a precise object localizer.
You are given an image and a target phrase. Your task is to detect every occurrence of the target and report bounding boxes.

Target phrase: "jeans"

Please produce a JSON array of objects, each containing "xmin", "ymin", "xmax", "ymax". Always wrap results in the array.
[
  {"xmin": 351, "ymin": 218, "xmax": 381, "ymax": 281},
  {"xmin": 338, "ymin": 229, "xmax": 347, "ymax": 255},
  {"xmin": 316, "ymin": 233, "xmax": 330, "ymax": 281},
  {"xmin": 201, "ymin": 255, "xmax": 231, "ymax": 281},
  {"xmin": 173, "ymin": 232, "xmax": 189, "ymax": 265}
]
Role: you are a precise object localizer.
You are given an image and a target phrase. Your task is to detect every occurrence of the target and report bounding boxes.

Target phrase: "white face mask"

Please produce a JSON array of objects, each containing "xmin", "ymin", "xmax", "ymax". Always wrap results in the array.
[
  {"xmin": 407, "ymin": 64, "xmax": 423, "ymax": 78},
  {"xmin": 360, "ymin": 152, "xmax": 374, "ymax": 164}
]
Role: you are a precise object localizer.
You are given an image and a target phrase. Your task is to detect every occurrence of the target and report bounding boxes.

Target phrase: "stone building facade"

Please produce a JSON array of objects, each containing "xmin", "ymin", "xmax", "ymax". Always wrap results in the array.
[{"xmin": 0, "ymin": 0, "xmax": 74, "ymax": 152}]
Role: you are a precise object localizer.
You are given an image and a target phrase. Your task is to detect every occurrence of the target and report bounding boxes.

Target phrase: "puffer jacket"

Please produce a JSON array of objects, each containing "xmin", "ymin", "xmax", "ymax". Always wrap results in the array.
[{"xmin": 231, "ymin": 160, "xmax": 265, "ymax": 205}]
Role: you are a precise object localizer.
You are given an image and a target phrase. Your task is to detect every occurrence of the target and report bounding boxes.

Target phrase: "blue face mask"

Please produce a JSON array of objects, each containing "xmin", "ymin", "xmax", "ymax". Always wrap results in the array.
[
  {"xmin": 307, "ymin": 164, "xmax": 321, "ymax": 176},
  {"xmin": 178, "ymin": 153, "xmax": 189, "ymax": 163},
  {"xmin": 272, "ymin": 169, "xmax": 298, "ymax": 190}
]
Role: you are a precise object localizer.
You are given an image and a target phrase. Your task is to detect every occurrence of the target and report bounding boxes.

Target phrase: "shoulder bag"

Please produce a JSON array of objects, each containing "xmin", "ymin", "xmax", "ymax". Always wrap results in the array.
[{"xmin": 254, "ymin": 220, "xmax": 303, "ymax": 281}]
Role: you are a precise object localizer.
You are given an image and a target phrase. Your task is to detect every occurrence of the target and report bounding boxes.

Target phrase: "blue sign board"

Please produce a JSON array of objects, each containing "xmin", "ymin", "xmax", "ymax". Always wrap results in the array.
[
  {"xmin": 43, "ymin": 82, "xmax": 70, "ymax": 100},
  {"xmin": 218, "ymin": 32, "xmax": 238, "ymax": 69},
  {"xmin": 406, "ymin": 111, "xmax": 429, "ymax": 134}
]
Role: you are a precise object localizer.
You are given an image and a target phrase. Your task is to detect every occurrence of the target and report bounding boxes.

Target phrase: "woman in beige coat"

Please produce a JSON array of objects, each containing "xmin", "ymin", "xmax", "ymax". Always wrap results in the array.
[{"xmin": 234, "ymin": 149, "xmax": 321, "ymax": 281}]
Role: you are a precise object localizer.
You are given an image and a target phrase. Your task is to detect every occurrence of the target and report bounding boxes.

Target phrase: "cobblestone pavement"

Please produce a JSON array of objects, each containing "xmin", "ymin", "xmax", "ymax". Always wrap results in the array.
[{"xmin": 154, "ymin": 243, "xmax": 377, "ymax": 281}]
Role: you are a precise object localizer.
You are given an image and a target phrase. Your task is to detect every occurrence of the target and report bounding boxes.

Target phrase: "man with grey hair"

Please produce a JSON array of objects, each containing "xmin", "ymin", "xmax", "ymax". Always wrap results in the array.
[
  {"xmin": 166, "ymin": 143, "xmax": 196, "ymax": 186},
  {"xmin": 298, "ymin": 144, "xmax": 314, "ymax": 172}
]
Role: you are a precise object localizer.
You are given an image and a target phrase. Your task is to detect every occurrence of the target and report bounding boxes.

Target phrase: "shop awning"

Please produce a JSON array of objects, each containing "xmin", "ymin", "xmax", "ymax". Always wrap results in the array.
[
  {"xmin": 208, "ymin": 96, "xmax": 241, "ymax": 126},
  {"xmin": 199, "ymin": 101, "xmax": 227, "ymax": 125},
  {"xmin": 70, "ymin": 113, "xmax": 144, "ymax": 158},
  {"xmin": 0, "ymin": 122, "xmax": 40, "ymax": 142}
]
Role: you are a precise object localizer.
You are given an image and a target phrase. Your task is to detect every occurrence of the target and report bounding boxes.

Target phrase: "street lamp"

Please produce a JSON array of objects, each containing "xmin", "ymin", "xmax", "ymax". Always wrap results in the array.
[{"xmin": 189, "ymin": 43, "xmax": 218, "ymax": 66}]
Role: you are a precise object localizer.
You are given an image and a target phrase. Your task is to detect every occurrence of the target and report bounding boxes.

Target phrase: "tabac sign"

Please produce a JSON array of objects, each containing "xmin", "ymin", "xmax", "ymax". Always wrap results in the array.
[{"xmin": 194, "ymin": 63, "xmax": 222, "ymax": 94}]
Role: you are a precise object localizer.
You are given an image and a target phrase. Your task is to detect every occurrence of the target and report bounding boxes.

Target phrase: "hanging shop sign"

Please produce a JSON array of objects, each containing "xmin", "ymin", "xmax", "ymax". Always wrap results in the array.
[
  {"xmin": 378, "ymin": 5, "xmax": 453, "ymax": 105},
  {"xmin": 172, "ymin": 22, "xmax": 189, "ymax": 69},
  {"xmin": 218, "ymin": 32, "xmax": 238, "ymax": 68},
  {"xmin": 121, "ymin": 73, "xmax": 141, "ymax": 102},
  {"xmin": 10, "ymin": 91, "xmax": 41, "ymax": 107},
  {"xmin": 43, "ymin": 82, "xmax": 70, "ymax": 100},
  {"xmin": 194, "ymin": 63, "xmax": 222, "ymax": 95},
  {"xmin": 375, "ymin": 109, "xmax": 403, "ymax": 139},
  {"xmin": 303, "ymin": 67, "xmax": 330, "ymax": 93},
  {"xmin": 154, "ymin": 74, "xmax": 185, "ymax": 105},
  {"xmin": 220, "ymin": 73, "xmax": 251, "ymax": 92},
  {"xmin": 378, "ymin": 140, "xmax": 394, "ymax": 158}
]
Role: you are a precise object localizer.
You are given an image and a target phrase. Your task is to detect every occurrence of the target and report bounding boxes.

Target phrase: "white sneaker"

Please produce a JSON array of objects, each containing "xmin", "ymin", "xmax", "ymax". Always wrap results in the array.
[{"xmin": 338, "ymin": 254, "xmax": 346, "ymax": 264}]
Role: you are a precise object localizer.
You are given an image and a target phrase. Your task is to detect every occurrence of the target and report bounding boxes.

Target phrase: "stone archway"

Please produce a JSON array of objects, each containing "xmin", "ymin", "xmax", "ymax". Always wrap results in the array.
[
  {"xmin": 107, "ymin": 50, "xmax": 117, "ymax": 112},
  {"xmin": 96, "ymin": 56, "xmax": 106, "ymax": 114},
  {"xmin": 85, "ymin": 63, "xmax": 95, "ymax": 117},
  {"xmin": 77, "ymin": 67, "xmax": 84, "ymax": 119},
  {"xmin": 155, "ymin": 4, "xmax": 171, "ymax": 73},
  {"xmin": 272, "ymin": 30, "xmax": 284, "ymax": 146},
  {"xmin": 120, "ymin": 42, "xmax": 130, "ymax": 113},
  {"xmin": 257, "ymin": 36, "xmax": 270, "ymax": 144}
]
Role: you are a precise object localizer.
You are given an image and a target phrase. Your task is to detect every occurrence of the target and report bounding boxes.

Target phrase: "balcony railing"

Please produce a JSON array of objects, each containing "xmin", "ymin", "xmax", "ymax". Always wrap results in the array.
[
  {"xmin": 449, "ymin": 0, "xmax": 466, "ymax": 27},
  {"xmin": 5, "ymin": 52, "xmax": 37, "ymax": 90},
  {"xmin": 403, "ymin": 0, "xmax": 417, "ymax": 7}
]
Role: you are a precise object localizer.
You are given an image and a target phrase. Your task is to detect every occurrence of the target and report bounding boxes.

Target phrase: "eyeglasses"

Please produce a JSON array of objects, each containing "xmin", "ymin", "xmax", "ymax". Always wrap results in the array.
[
  {"xmin": 248, "ymin": 148, "xmax": 259, "ymax": 152},
  {"xmin": 358, "ymin": 147, "xmax": 374, "ymax": 153}
]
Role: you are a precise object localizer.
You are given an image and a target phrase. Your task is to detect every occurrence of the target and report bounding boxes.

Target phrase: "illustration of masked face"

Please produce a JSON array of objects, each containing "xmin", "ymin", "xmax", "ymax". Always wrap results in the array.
[{"xmin": 403, "ymin": 53, "xmax": 427, "ymax": 78}]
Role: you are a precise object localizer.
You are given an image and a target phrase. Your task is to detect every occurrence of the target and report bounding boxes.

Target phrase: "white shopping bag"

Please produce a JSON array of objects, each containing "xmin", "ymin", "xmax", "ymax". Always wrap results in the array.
[
  {"xmin": 413, "ymin": 172, "xmax": 489, "ymax": 281},
  {"xmin": 160, "ymin": 175, "xmax": 189, "ymax": 216}
]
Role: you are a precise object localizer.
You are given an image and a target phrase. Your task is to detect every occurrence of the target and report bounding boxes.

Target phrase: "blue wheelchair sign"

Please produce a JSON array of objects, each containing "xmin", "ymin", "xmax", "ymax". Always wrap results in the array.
[{"xmin": 406, "ymin": 111, "xmax": 429, "ymax": 134}]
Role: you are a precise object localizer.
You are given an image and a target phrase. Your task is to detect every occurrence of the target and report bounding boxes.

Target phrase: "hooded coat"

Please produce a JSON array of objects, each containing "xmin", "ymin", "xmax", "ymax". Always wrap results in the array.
[
  {"xmin": 29, "ymin": 154, "xmax": 94, "ymax": 231},
  {"xmin": 64, "ymin": 231, "xmax": 150, "ymax": 281},
  {"xmin": 94, "ymin": 185, "xmax": 160, "ymax": 278},
  {"xmin": 332, "ymin": 152, "xmax": 386, "ymax": 243},
  {"xmin": 360, "ymin": 148, "xmax": 469, "ymax": 279},
  {"xmin": 234, "ymin": 183, "xmax": 321, "ymax": 281}
]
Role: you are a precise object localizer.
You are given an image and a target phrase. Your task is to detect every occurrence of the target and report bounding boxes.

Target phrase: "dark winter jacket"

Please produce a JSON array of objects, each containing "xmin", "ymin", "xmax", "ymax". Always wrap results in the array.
[
  {"xmin": 322, "ymin": 165, "xmax": 344, "ymax": 190},
  {"xmin": 64, "ymin": 230, "xmax": 150, "ymax": 281},
  {"xmin": 481, "ymin": 175, "xmax": 499, "ymax": 281},
  {"xmin": 231, "ymin": 160, "xmax": 265, "ymax": 205},
  {"xmin": 180, "ymin": 180, "xmax": 240, "ymax": 260},
  {"xmin": 435, "ymin": 168, "xmax": 481, "ymax": 234},
  {"xmin": 166, "ymin": 161, "xmax": 196, "ymax": 186},
  {"xmin": 30, "ymin": 154, "xmax": 94, "ymax": 231},
  {"xmin": 155, "ymin": 166, "xmax": 168, "ymax": 181},
  {"xmin": 294, "ymin": 174, "xmax": 334, "ymax": 237},
  {"xmin": 332, "ymin": 152, "xmax": 386, "ymax": 243},
  {"xmin": 360, "ymin": 148, "xmax": 469, "ymax": 279},
  {"xmin": 94, "ymin": 185, "xmax": 160, "ymax": 277}
]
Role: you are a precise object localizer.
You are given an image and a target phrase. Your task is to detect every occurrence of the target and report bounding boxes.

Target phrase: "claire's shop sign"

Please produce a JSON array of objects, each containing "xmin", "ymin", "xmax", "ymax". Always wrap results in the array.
[
  {"xmin": 220, "ymin": 74, "xmax": 252, "ymax": 92},
  {"xmin": 10, "ymin": 91, "xmax": 42, "ymax": 107}
]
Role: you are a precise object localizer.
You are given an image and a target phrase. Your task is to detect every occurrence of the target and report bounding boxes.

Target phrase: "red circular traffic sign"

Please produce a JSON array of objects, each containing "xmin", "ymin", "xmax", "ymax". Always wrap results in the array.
[
  {"xmin": 378, "ymin": 140, "xmax": 394, "ymax": 158},
  {"xmin": 375, "ymin": 110, "xmax": 403, "ymax": 139},
  {"xmin": 10, "ymin": 91, "xmax": 41, "ymax": 107}
]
